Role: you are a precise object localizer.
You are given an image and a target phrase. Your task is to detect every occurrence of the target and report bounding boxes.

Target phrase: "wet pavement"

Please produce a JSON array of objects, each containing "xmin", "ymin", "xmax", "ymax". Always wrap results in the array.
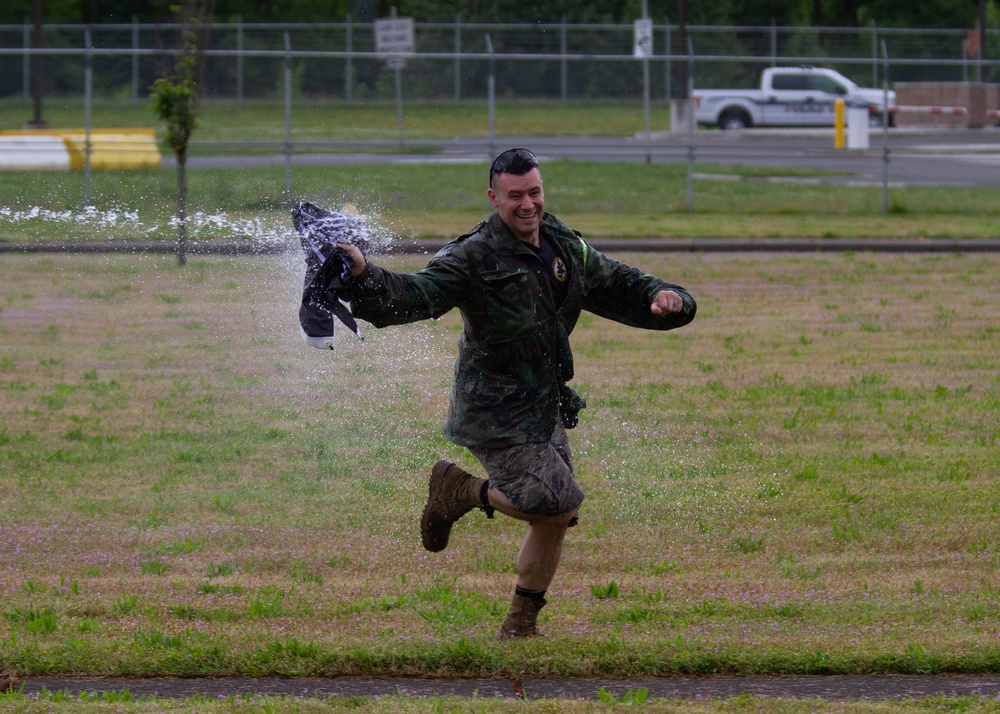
[{"xmin": 16, "ymin": 675, "xmax": 1000, "ymax": 701}]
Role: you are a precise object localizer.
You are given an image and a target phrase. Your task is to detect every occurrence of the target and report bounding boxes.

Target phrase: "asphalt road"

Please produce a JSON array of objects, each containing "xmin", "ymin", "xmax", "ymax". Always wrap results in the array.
[
  {"xmin": 174, "ymin": 127, "xmax": 1000, "ymax": 188},
  {"xmin": 16, "ymin": 674, "xmax": 1000, "ymax": 702}
]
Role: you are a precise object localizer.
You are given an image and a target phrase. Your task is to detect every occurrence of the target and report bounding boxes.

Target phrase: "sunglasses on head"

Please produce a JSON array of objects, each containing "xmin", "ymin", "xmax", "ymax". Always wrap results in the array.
[{"xmin": 489, "ymin": 148, "xmax": 538, "ymax": 186}]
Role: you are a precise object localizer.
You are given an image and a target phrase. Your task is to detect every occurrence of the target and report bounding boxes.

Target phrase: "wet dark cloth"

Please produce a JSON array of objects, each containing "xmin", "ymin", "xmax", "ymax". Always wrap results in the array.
[
  {"xmin": 349, "ymin": 211, "xmax": 697, "ymax": 449},
  {"xmin": 292, "ymin": 201, "xmax": 371, "ymax": 349}
]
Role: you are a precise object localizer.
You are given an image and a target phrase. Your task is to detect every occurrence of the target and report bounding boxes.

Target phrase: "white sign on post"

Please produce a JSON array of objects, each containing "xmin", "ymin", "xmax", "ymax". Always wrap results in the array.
[
  {"xmin": 633, "ymin": 18, "xmax": 654, "ymax": 58},
  {"xmin": 375, "ymin": 17, "xmax": 415, "ymax": 69}
]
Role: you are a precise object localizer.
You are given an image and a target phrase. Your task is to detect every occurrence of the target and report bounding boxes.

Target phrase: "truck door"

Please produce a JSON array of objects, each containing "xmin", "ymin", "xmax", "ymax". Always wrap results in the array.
[
  {"xmin": 803, "ymin": 74, "xmax": 848, "ymax": 126},
  {"xmin": 763, "ymin": 72, "xmax": 814, "ymax": 126}
]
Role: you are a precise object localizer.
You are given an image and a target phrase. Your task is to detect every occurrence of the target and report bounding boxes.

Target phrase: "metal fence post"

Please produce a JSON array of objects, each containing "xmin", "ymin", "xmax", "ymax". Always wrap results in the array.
[
  {"xmin": 686, "ymin": 36, "xmax": 695, "ymax": 212},
  {"xmin": 284, "ymin": 32, "xmax": 292, "ymax": 205},
  {"xmin": 640, "ymin": 4, "xmax": 652, "ymax": 164},
  {"xmin": 486, "ymin": 33, "xmax": 495, "ymax": 161},
  {"xmin": 871, "ymin": 20, "xmax": 878, "ymax": 88},
  {"xmin": 84, "ymin": 28, "xmax": 93, "ymax": 208},
  {"xmin": 236, "ymin": 15, "xmax": 244, "ymax": 107},
  {"xmin": 453, "ymin": 13, "xmax": 461, "ymax": 102},
  {"xmin": 345, "ymin": 14, "xmax": 352, "ymax": 103},
  {"xmin": 975, "ymin": 20, "xmax": 983, "ymax": 83},
  {"xmin": 131, "ymin": 15, "xmax": 139, "ymax": 104},
  {"xmin": 881, "ymin": 40, "xmax": 890, "ymax": 214},
  {"xmin": 22, "ymin": 16, "xmax": 30, "ymax": 100},
  {"xmin": 560, "ymin": 15, "xmax": 568, "ymax": 104},
  {"xmin": 770, "ymin": 17, "xmax": 777, "ymax": 66},
  {"xmin": 664, "ymin": 16, "xmax": 671, "ymax": 101}
]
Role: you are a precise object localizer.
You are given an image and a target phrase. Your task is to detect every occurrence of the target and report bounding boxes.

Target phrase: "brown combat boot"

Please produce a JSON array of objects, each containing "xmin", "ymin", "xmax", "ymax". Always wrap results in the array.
[
  {"xmin": 497, "ymin": 593, "xmax": 546, "ymax": 638},
  {"xmin": 420, "ymin": 460, "xmax": 492, "ymax": 552}
]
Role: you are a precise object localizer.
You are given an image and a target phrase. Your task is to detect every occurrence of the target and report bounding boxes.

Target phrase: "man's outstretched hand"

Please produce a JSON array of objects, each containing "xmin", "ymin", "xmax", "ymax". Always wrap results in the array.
[
  {"xmin": 651, "ymin": 290, "xmax": 684, "ymax": 316},
  {"xmin": 337, "ymin": 242, "xmax": 367, "ymax": 278}
]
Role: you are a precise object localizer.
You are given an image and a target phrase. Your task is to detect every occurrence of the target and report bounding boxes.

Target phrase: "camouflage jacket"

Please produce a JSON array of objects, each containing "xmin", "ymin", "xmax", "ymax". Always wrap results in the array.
[{"xmin": 350, "ymin": 212, "xmax": 696, "ymax": 448}]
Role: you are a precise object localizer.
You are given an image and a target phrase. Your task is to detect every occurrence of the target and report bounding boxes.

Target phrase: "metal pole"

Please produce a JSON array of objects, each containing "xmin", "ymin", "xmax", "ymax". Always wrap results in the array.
[
  {"xmin": 284, "ymin": 32, "xmax": 292, "ymax": 205},
  {"xmin": 962, "ymin": 38, "xmax": 968, "ymax": 83},
  {"xmin": 395, "ymin": 66, "xmax": 404, "ymax": 147},
  {"xmin": 560, "ymin": 15, "xmax": 567, "ymax": 104},
  {"xmin": 686, "ymin": 36, "xmax": 695, "ymax": 212},
  {"xmin": 29, "ymin": 0, "xmax": 46, "ymax": 127},
  {"xmin": 770, "ymin": 18, "xmax": 777, "ymax": 67},
  {"xmin": 871, "ymin": 20, "xmax": 877, "ymax": 88},
  {"xmin": 236, "ymin": 15, "xmax": 244, "ymax": 107},
  {"xmin": 881, "ymin": 40, "xmax": 890, "ymax": 215},
  {"xmin": 453, "ymin": 13, "xmax": 461, "ymax": 102},
  {"xmin": 345, "ymin": 14, "xmax": 352, "ymax": 103},
  {"xmin": 486, "ymin": 33, "xmax": 495, "ymax": 160},
  {"xmin": 131, "ymin": 15, "xmax": 139, "ymax": 104},
  {"xmin": 84, "ymin": 28, "xmax": 93, "ymax": 208},
  {"xmin": 641, "ymin": 2, "xmax": 651, "ymax": 164},
  {"xmin": 664, "ymin": 16, "xmax": 671, "ymax": 101},
  {"xmin": 975, "ymin": 20, "xmax": 983, "ymax": 83},
  {"xmin": 388, "ymin": 6, "xmax": 404, "ymax": 146},
  {"xmin": 22, "ymin": 17, "xmax": 30, "ymax": 101}
]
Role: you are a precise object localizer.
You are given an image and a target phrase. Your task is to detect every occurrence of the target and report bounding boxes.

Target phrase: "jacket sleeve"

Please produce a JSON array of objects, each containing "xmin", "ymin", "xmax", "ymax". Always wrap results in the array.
[
  {"xmin": 349, "ymin": 243, "xmax": 470, "ymax": 328},
  {"xmin": 579, "ymin": 244, "xmax": 696, "ymax": 330}
]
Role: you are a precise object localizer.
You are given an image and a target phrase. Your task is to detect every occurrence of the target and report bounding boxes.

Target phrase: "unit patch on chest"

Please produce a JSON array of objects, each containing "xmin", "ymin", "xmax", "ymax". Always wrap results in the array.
[{"xmin": 552, "ymin": 257, "xmax": 568, "ymax": 282}]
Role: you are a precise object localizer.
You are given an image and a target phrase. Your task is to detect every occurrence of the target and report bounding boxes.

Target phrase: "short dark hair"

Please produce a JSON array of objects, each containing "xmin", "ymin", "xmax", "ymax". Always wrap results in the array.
[{"xmin": 489, "ymin": 148, "xmax": 539, "ymax": 188}]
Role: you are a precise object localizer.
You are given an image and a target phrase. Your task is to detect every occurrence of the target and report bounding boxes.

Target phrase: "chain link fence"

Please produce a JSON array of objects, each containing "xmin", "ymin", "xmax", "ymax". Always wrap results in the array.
[
  {"xmin": 1, "ymin": 20, "xmax": 996, "ymax": 102},
  {"xmin": 0, "ymin": 20, "xmax": 998, "ymax": 217}
]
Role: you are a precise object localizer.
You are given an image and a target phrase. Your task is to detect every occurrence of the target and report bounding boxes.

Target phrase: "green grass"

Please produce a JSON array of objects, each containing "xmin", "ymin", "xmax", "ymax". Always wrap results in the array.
[
  {"xmin": 4, "ymin": 689, "xmax": 1000, "ymax": 713},
  {"xmin": 3, "ymin": 96, "xmax": 1000, "ymax": 241},
  {"xmin": 0, "ymin": 96, "xmax": 670, "ymax": 141},
  {"xmin": 1, "ymin": 161, "xmax": 1000, "ymax": 242},
  {"xmin": 0, "ymin": 251, "xmax": 997, "ymax": 685}
]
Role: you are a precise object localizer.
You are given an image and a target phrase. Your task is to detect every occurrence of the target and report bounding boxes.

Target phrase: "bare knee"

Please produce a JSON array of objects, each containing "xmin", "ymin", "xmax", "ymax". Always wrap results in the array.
[{"xmin": 488, "ymin": 487, "xmax": 579, "ymax": 526}]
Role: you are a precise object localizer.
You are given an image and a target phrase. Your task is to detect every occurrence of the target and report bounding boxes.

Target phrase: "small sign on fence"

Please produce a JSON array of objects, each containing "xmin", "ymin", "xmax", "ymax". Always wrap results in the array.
[
  {"xmin": 375, "ymin": 16, "xmax": 415, "ymax": 69},
  {"xmin": 633, "ymin": 18, "xmax": 653, "ymax": 58}
]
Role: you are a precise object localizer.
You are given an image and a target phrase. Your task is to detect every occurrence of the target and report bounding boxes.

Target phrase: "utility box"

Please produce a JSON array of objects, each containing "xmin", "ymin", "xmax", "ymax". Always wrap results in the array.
[{"xmin": 846, "ymin": 106, "xmax": 869, "ymax": 150}]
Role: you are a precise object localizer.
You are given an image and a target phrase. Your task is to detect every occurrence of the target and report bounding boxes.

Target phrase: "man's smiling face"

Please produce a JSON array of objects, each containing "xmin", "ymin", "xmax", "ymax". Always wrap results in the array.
[{"xmin": 488, "ymin": 168, "xmax": 545, "ymax": 246}]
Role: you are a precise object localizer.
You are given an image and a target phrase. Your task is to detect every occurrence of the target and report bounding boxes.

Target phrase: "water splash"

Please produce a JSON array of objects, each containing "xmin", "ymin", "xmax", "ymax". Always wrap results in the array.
[{"xmin": 0, "ymin": 205, "xmax": 140, "ymax": 229}]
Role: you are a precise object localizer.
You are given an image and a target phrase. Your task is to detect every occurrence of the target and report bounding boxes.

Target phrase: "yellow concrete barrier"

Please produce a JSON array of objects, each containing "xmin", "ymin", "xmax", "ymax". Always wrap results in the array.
[{"xmin": 0, "ymin": 128, "xmax": 161, "ymax": 170}]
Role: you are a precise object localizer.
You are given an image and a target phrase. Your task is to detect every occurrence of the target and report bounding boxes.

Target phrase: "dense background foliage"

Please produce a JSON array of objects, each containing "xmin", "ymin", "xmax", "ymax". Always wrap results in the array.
[{"xmin": 1, "ymin": 0, "xmax": 997, "ymax": 29}]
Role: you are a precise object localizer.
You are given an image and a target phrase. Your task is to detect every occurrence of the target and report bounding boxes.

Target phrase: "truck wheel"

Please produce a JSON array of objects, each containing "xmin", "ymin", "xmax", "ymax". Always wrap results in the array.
[{"xmin": 719, "ymin": 110, "xmax": 751, "ymax": 130}]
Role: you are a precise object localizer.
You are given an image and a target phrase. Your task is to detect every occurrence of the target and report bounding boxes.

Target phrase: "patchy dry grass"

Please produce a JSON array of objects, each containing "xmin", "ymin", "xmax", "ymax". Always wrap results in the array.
[
  {"xmin": 4, "ymin": 689, "xmax": 1000, "ymax": 714},
  {"xmin": 0, "ymin": 251, "xmax": 997, "ymax": 679}
]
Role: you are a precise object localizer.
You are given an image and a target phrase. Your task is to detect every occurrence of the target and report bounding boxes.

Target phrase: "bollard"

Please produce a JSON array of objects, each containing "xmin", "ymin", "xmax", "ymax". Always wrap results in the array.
[{"xmin": 834, "ymin": 98, "xmax": 845, "ymax": 149}]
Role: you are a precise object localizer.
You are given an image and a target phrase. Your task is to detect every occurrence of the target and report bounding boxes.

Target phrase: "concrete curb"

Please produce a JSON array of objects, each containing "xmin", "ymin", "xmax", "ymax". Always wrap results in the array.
[
  {"xmin": 15, "ymin": 674, "xmax": 1000, "ymax": 702},
  {"xmin": 3, "ymin": 238, "xmax": 1000, "ymax": 255}
]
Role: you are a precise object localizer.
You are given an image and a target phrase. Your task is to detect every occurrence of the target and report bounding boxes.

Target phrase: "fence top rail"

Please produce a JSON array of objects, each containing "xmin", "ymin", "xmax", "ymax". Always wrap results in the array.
[
  {"xmin": 1, "ymin": 45, "xmax": 995, "ymax": 67},
  {"xmin": 0, "ymin": 20, "xmax": 977, "ymax": 36}
]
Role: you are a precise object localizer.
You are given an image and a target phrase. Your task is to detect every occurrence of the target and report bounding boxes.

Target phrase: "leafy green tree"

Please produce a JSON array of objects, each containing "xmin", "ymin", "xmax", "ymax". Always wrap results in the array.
[{"xmin": 150, "ymin": 14, "xmax": 199, "ymax": 266}]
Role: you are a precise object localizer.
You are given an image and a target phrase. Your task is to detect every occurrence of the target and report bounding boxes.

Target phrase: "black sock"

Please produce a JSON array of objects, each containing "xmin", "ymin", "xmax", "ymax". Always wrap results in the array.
[{"xmin": 515, "ymin": 585, "xmax": 546, "ymax": 602}]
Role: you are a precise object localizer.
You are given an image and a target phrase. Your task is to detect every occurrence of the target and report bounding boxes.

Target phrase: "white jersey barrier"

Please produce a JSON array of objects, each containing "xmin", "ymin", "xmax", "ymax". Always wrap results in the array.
[{"xmin": 0, "ymin": 135, "xmax": 73, "ymax": 170}]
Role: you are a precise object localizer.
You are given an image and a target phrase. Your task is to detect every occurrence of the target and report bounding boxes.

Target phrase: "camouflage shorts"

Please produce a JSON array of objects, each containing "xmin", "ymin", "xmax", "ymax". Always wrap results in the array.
[{"xmin": 469, "ymin": 424, "xmax": 585, "ymax": 517}]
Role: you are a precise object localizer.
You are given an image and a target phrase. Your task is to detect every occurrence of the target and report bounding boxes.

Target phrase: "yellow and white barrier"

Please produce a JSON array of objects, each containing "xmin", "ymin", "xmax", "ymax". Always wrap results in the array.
[{"xmin": 0, "ymin": 128, "xmax": 161, "ymax": 170}]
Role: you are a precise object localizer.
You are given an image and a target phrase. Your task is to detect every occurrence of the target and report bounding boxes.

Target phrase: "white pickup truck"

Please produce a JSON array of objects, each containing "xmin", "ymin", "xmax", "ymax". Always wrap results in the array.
[{"xmin": 693, "ymin": 66, "xmax": 895, "ymax": 130}]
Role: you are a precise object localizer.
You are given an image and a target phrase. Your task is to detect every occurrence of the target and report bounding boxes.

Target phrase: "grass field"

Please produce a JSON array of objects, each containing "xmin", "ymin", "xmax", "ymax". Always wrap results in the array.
[
  {"xmin": 1, "ymin": 250, "xmax": 997, "ymax": 689},
  {"xmin": 3, "ymin": 98, "xmax": 1000, "ymax": 242},
  {"xmin": 0, "ymin": 97, "xmax": 670, "ymax": 142},
  {"xmin": 2, "ymin": 161, "xmax": 1000, "ymax": 243}
]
